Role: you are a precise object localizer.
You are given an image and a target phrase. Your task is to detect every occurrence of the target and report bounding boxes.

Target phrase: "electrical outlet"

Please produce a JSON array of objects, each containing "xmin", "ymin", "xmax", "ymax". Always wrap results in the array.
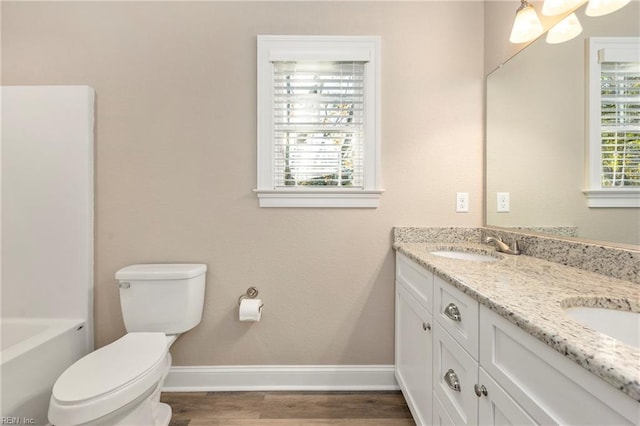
[
  {"xmin": 456, "ymin": 192, "xmax": 469, "ymax": 213},
  {"xmin": 497, "ymin": 192, "xmax": 510, "ymax": 212}
]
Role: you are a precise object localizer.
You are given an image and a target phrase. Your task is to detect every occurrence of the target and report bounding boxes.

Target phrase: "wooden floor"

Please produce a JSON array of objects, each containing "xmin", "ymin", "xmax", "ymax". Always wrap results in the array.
[{"xmin": 161, "ymin": 391, "xmax": 415, "ymax": 426}]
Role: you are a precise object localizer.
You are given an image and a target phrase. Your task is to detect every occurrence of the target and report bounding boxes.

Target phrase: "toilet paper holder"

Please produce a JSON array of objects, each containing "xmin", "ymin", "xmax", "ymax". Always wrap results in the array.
[{"xmin": 238, "ymin": 286, "xmax": 263, "ymax": 311}]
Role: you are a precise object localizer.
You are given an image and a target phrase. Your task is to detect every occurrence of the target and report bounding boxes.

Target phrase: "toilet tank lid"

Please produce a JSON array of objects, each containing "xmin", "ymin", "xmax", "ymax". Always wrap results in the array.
[{"xmin": 115, "ymin": 263, "xmax": 207, "ymax": 280}]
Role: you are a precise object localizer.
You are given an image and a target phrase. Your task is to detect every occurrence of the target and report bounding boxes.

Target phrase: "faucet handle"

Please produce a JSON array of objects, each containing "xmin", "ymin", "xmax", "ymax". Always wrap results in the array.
[
  {"xmin": 485, "ymin": 235, "xmax": 502, "ymax": 243},
  {"xmin": 510, "ymin": 240, "xmax": 521, "ymax": 255}
]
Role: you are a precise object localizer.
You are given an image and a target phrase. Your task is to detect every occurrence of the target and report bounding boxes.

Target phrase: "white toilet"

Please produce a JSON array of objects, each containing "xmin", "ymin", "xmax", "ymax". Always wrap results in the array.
[{"xmin": 48, "ymin": 263, "xmax": 207, "ymax": 426}]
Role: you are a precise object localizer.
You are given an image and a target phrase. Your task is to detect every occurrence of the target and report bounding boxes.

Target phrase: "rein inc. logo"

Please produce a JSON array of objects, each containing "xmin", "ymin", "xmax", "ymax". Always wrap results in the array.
[{"xmin": 1, "ymin": 418, "xmax": 35, "ymax": 425}]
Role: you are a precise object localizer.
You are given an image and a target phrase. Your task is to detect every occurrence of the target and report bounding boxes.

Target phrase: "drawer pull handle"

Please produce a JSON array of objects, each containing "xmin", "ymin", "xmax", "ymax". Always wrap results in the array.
[
  {"xmin": 474, "ymin": 384, "xmax": 488, "ymax": 397},
  {"xmin": 444, "ymin": 369, "xmax": 461, "ymax": 392},
  {"xmin": 444, "ymin": 303, "xmax": 461, "ymax": 321},
  {"xmin": 422, "ymin": 322, "xmax": 431, "ymax": 331}
]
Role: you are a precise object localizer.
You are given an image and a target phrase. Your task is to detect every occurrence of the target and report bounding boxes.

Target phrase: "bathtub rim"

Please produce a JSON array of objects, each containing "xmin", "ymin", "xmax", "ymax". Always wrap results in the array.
[{"xmin": 1, "ymin": 317, "xmax": 86, "ymax": 365}]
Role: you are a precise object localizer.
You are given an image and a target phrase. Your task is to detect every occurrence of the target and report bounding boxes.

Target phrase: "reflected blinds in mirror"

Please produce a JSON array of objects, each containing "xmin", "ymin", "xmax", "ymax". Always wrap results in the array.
[{"xmin": 599, "ymin": 53, "xmax": 640, "ymax": 187}]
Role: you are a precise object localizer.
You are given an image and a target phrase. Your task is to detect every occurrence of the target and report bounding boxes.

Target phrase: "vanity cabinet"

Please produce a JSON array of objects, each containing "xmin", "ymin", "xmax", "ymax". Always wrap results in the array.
[{"xmin": 395, "ymin": 252, "xmax": 639, "ymax": 426}]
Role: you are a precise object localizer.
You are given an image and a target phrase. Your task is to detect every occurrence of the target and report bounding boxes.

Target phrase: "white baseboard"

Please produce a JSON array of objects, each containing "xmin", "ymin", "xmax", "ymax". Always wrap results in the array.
[{"xmin": 163, "ymin": 365, "xmax": 398, "ymax": 392}]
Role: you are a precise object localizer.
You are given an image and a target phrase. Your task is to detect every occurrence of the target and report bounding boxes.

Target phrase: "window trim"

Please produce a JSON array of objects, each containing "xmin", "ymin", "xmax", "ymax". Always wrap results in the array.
[
  {"xmin": 584, "ymin": 37, "xmax": 640, "ymax": 208},
  {"xmin": 255, "ymin": 35, "xmax": 382, "ymax": 208}
]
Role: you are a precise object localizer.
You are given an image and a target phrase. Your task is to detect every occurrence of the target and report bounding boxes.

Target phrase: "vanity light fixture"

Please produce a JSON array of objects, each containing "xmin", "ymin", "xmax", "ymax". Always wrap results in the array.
[
  {"xmin": 585, "ymin": 0, "xmax": 632, "ymax": 16},
  {"xmin": 509, "ymin": 0, "xmax": 631, "ymax": 44},
  {"xmin": 509, "ymin": 0, "xmax": 545, "ymax": 44},
  {"xmin": 546, "ymin": 13, "xmax": 583, "ymax": 43}
]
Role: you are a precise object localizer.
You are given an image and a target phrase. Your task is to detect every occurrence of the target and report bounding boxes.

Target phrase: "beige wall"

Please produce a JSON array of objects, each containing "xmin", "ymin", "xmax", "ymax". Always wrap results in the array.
[{"xmin": 1, "ymin": 2, "xmax": 484, "ymax": 365}]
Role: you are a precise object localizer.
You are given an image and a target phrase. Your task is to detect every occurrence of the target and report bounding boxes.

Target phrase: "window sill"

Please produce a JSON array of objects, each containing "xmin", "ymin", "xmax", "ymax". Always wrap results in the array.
[
  {"xmin": 254, "ymin": 189, "xmax": 384, "ymax": 208},
  {"xmin": 583, "ymin": 189, "xmax": 640, "ymax": 208}
]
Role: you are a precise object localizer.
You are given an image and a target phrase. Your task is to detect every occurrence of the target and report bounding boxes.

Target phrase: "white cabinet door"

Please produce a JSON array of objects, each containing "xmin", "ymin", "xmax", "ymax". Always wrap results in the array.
[
  {"xmin": 433, "ymin": 322, "xmax": 479, "ymax": 426},
  {"xmin": 396, "ymin": 283, "xmax": 433, "ymax": 426},
  {"xmin": 477, "ymin": 368, "xmax": 537, "ymax": 426}
]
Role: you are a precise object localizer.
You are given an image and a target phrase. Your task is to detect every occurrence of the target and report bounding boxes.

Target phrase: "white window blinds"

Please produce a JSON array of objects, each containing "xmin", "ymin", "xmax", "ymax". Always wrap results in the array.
[
  {"xmin": 273, "ymin": 61, "xmax": 365, "ymax": 188},
  {"xmin": 599, "ymin": 61, "xmax": 640, "ymax": 187}
]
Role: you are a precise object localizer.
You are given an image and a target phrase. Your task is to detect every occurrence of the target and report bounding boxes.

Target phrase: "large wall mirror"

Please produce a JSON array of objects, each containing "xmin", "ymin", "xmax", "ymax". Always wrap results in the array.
[{"xmin": 486, "ymin": 2, "xmax": 639, "ymax": 247}]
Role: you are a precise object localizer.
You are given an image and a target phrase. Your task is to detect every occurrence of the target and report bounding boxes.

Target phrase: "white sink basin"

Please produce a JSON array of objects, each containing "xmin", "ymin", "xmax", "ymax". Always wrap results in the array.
[
  {"xmin": 564, "ymin": 307, "xmax": 640, "ymax": 348},
  {"xmin": 430, "ymin": 251, "xmax": 497, "ymax": 262}
]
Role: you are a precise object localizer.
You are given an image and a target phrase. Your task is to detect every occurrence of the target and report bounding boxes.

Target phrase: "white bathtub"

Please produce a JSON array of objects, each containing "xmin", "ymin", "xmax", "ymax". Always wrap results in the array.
[{"xmin": 1, "ymin": 318, "xmax": 89, "ymax": 425}]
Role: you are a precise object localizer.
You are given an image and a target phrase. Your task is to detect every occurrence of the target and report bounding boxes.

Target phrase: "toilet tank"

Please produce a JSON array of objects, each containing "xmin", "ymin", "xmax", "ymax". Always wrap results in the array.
[{"xmin": 115, "ymin": 264, "xmax": 207, "ymax": 334}]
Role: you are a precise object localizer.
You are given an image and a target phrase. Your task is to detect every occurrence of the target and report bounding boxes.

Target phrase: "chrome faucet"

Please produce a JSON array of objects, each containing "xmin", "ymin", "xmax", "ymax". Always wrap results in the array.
[{"xmin": 486, "ymin": 236, "xmax": 521, "ymax": 255}]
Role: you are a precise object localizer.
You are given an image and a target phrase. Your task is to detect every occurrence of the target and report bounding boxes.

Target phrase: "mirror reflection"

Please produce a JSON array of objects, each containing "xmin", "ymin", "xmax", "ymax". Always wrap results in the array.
[{"xmin": 486, "ymin": 2, "xmax": 640, "ymax": 246}]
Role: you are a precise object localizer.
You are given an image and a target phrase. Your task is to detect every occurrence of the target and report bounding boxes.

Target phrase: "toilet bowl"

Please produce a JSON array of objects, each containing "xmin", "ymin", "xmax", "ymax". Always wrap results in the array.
[{"xmin": 48, "ymin": 264, "xmax": 206, "ymax": 426}]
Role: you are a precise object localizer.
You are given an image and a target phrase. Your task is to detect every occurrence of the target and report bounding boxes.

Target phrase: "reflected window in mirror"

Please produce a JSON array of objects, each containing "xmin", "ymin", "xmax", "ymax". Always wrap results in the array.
[{"xmin": 585, "ymin": 37, "xmax": 640, "ymax": 208}]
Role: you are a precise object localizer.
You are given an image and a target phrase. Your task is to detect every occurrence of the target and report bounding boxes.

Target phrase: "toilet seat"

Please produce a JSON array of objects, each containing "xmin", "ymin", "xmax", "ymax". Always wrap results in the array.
[{"xmin": 48, "ymin": 332, "xmax": 168, "ymax": 426}]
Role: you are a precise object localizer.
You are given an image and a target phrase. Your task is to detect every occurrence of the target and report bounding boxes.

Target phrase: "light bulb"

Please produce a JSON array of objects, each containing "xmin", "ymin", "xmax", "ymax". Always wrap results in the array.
[
  {"xmin": 510, "ymin": 0, "xmax": 545, "ymax": 44},
  {"xmin": 542, "ymin": 0, "xmax": 583, "ymax": 16},
  {"xmin": 586, "ymin": 0, "xmax": 632, "ymax": 16},
  {"xmin": 546, "ymin": 13, "xmax": 583, "ymax": 44}
]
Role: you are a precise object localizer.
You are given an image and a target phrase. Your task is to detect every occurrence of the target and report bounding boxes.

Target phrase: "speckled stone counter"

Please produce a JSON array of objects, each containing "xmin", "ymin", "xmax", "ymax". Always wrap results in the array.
[{"xmin": 393, "ymin": 229, "xmax": 640, "ymax": 402}]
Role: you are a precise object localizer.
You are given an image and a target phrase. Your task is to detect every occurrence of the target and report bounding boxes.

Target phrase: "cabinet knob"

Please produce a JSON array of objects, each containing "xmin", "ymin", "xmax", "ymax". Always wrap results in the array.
[
  {"xmin": 444, "ymin": 303, "xmax": 461, "ymax": 321},
  {"xmin": 444, "ymin": 369, "xmax": 461, "ymax": 392},
  {"xmin": 422, "ymin": 322, "xmax": 431, "ymax": 331},
  {"xmin": 474, "ymin": 384, "xmax": 488, "ymax": 397}
]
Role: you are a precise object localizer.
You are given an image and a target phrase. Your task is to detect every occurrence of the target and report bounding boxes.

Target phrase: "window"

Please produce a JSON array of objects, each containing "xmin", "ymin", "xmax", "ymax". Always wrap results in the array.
[
  {"xmin": 585, "ymin": 37, "xmax": 640, "ymax": 208},
  {"xmin": 256, "ymin": 36, "xmax": 382, "ymax": 208}
]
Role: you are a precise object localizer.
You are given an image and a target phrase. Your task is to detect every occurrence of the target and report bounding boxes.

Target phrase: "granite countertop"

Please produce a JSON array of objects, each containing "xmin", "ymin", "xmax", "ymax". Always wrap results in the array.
[{"xmin": 394, "ymin": 241, "xmax": 640, "ymax": 402}]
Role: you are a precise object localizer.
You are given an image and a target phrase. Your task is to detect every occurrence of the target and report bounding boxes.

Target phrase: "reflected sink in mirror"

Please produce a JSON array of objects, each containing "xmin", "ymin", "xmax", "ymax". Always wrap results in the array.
[
  {"xmin": 564, "ymin": 307, "xmax": 640, "ymax": 348},
  {"xmin": 430, "ymin": 251, "xmax": 498, "ymax": 262}
]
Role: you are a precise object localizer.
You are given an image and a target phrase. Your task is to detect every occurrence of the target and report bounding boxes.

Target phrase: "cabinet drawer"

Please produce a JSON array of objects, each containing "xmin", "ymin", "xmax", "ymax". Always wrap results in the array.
[
  {"xmin": 395, "ymin": 283, "xmax": 433, "ymax": 426},
  {"xmin": 396, "ymin": 253, "xmax": 433, "ymax": 313},
  {"xmin": 480, "ymin": 306, "xmax": 639, "ymax": 425},
  {"xmin": 433, "ymin": 323, "xmax": 479, "ymax": 426},
  {"xmin": 434, "ymin": 275, "xmax": 479, "ymax": 359}
]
